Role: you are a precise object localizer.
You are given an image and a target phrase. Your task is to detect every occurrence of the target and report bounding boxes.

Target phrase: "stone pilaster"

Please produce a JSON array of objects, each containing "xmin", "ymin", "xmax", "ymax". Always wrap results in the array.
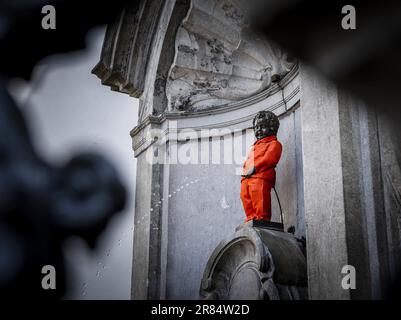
[
  {"xmin": 300, "ymin": 65, "xmax": 350, "ymax": 299},
  {"xmin": 300, "ymin": 65, "xmax": 393, "ymax": 299}
]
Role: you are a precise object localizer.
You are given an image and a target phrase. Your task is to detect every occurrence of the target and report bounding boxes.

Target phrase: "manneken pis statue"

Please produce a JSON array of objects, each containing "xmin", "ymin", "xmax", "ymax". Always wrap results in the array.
[{"xmin": 240, "ymin": 111, "xmax": 282, "ymax": 222}]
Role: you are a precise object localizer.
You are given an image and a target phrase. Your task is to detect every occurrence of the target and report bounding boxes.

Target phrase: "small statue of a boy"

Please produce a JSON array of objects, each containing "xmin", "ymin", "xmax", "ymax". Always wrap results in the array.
[{"xmin": 240, "ymin": 111, "xmax": 282, "ymax": 222}]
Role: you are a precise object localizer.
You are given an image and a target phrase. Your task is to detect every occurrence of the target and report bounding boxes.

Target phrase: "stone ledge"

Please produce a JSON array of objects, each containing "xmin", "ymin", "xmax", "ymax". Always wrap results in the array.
[{"xmin": 236, "ymin": 220, "xmax": 284, "ymax": 232}]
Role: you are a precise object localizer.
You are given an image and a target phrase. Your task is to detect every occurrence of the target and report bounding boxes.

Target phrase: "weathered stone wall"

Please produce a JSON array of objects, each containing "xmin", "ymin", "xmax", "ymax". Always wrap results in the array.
[{"xmin": 274, "ymin": 106, "xmax": 305, "ymax": 239}]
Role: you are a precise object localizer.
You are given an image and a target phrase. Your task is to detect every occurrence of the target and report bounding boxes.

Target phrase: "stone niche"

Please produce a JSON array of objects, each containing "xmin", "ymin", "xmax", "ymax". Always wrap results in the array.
[{"xmin": 93, "ymin": 0, "xmax": 304, "ymax": 299}]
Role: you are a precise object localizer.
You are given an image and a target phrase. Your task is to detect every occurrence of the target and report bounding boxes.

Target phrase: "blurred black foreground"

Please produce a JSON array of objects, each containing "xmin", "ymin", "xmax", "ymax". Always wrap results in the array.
[
  {"xmin": 1, "ymin": 0, "xmax": 401, "ymax": 299},
  {"xmin": 0, "ymin": 0, "xmax": 133, "ymax": 299}
]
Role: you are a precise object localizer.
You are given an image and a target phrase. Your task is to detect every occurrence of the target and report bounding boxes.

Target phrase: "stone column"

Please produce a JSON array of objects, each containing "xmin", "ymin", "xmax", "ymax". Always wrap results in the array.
[{"xmin": 131, "ymin": 122, "xmax": 165, "ymax": 299}]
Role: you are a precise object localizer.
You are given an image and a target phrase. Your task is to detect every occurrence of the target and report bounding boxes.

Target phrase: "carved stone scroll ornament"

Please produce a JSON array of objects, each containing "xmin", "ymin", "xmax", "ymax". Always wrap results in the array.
[
  {"xmin": 166, "ymin": 0, "xmax": 295, "ymax": 111},
  {"xmin": 199, "ymin": 224, "xmax": 307, "ymax": 300}
]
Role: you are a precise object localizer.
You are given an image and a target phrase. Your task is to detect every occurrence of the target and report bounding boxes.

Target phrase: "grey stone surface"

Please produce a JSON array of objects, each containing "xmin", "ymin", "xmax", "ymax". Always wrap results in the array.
[
  {"xmin": 300, "ymin": 65, "xmax": 350, "ymax": 300},
  {"xmin": 300, "ymin": 65, "xmax": 396, "ymax": 299},
  {"xmin": 199, "ymin": 225, "xmax": 307, "ymax": 300},
  {"xmin": 377, "ymin": 114, "xmax": 401, "ymax": 285},
  {"xmin": 92, "ymin": 1, "xmax": 166, "ymax": 98},
  {"xmin": 131, "ymin": 154, "xmax": 153, "ymax": 299},
  {"xmin": 166, "ymin": 0, "xmax": 294, "ymax": 111},
  {"xmin": 274, "ymin": 105, "xmax": 304, "ymax": 235},
  {"xmin": 339, "ymin": 93, "xmax": 374, "ymax": 298},
  {"xmin": 166, "ymin": 163, "xmax": 244, "ymax": 299}
]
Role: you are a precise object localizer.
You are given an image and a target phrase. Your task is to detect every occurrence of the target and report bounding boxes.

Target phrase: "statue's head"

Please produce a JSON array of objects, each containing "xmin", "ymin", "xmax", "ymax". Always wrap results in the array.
[{"xmin": 253, "ymin": 111, "xmax": 280, "ymax": 140}]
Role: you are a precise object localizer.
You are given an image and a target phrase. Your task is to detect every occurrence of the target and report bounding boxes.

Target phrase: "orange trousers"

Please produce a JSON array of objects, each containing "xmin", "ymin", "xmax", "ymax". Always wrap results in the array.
[{"xmin": 240, "ymin": 178, "xmax": 272, "ymax": 222}]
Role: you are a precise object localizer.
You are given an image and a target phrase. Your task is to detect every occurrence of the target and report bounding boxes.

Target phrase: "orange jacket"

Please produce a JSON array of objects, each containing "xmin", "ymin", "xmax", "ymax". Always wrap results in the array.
[{"xmin": 242, "ymin": 135, "xmax": 282, "ymax": 184}]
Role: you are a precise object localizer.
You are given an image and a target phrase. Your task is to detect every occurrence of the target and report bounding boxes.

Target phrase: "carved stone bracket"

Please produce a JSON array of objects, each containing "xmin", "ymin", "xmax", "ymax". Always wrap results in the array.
[{"xmin": 92, "ymin": 0, "xmax": 168, "ymax": 98}]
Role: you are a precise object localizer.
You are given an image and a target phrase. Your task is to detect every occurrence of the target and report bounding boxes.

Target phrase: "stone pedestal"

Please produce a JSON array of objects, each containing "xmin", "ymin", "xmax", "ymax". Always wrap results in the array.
[{"xmin": 200, "ymin": 224, "xmax": 307, "ymax": 300}]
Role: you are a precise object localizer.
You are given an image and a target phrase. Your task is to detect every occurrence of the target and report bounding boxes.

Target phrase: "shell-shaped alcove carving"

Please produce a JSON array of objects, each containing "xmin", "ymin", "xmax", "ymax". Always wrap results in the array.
[{"xmin": 167, "ymin": 0, "xmax": 295, "ymax": 111}]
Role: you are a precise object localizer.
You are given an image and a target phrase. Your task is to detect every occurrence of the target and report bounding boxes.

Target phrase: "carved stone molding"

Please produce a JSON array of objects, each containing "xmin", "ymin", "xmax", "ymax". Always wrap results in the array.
[
  {"xmin": 199, "ymin": 223, "xmax": 307, "ymax": 300},
  {"xmin": 92, "ymin": 0, "xmax": 167, "ymax": 98},
  {"xmin": 130, "ymin": 65, "xmax": 299, "ymax": 157}
]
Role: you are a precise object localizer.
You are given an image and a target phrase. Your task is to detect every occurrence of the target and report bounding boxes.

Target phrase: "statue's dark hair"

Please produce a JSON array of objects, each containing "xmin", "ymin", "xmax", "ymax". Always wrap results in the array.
[{"xmin": 253, "ymin": 110, "xmax": 280, "ymax": 136}]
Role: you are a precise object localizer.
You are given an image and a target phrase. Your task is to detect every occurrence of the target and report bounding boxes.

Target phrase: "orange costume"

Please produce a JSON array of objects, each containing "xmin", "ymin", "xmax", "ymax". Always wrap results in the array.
[{"xmin": 240, "ymin": 135, "xmax": 282, "ymax": 222}]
